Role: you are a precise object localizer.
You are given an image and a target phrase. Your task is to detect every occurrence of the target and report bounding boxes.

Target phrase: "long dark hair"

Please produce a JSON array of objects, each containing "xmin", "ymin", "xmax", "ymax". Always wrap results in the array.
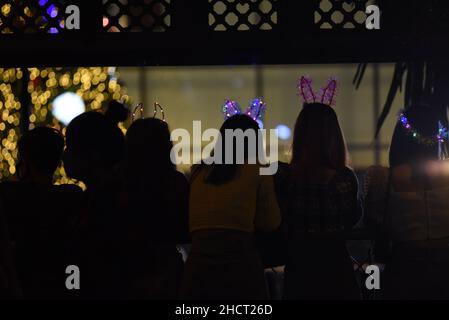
[
  {"xmin": 199, "ymin": 114, "xmax": 260, "ymax": 185},
  {"xmin": 290, "ymin": 103, "xmax": 348, "ymax": 175},
  {"xmin": 125, "ymin": 118, "xmax": 175, "ymax": 190},
  {"xmin": 389, "ymin": 105, "xmax": 446, "ymax": 173}
]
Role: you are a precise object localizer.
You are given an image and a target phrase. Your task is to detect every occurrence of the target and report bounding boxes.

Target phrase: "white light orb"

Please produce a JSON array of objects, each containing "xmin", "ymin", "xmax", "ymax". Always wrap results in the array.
[
  {"xmin": 275, "ymin": 124, "xmax": 292, "ymax": 140},
  {"xmin": 52, "ymin": 92, "xmax": 86, "ymax": 125}
]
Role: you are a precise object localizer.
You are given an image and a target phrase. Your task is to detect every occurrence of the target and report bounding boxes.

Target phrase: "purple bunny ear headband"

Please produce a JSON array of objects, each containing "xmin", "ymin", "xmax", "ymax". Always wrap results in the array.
[
  {"xmin": 297, "ymin": 75, "xmax": 339, "ymax": 107},
  {"xmin": 222, "ymin": 97, "xmax": 266, "ymax": 125}
]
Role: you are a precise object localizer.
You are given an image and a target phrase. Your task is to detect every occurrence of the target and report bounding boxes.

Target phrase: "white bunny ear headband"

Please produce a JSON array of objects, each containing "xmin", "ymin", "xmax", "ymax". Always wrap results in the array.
[
  {"xmin": 131, "ymin": 102, "xmax": 165, "ymax": 122},
  {"xmin": 297, "ymin": 75, "xmax": 339, "ymax": 107},
  {"xmin": 222, "ymin": 97, "xmax": 266, "ymax": 127}
]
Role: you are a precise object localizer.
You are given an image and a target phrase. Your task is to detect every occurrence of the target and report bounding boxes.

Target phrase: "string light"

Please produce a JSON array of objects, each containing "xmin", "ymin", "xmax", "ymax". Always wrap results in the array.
[
  {"xmin": 222, "ymin": 100, "xmax": 241, "ymax": 119},
  {"xmin": 222, "ymin": 98, "xmax": 266, "ymax": 125},
  {"xmin": 398, "ymin": 110, "xmax": 449, "ymax": 146},
  {"xmin": 153, "ymin": 102, "xmax": 165, "ymax": 121},
  {"xmin": 131, "ymin": 102, "xmax": 144, "ymax": 122}
]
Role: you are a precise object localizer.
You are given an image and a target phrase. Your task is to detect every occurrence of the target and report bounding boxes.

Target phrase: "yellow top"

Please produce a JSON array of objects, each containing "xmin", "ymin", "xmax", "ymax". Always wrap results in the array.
[{"xmin": 189, "ymin": 164, "xmax": 281, "ymax": 233}]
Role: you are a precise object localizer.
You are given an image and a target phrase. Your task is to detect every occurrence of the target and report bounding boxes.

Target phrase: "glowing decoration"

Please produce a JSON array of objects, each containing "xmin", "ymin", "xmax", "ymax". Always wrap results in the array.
[
  {"xmin": 398, "ymin": 110, "xmax": 449, "ymax": 147},
  {"xmin": 246, "ymin": 98, "xmax": 266, "ymax": 123},
  {"xmin": 298, "ymin": 76, "xmax": 316, "ymax": 104},
  {"xmin": 222, "ymin": 97, "xmax": 267, "ymax": 127},
  {"xmin": 47, "ymin": 4, "xmax": 58, "ymax": 18},
  {"xmin": 319, "ymin": 77, "xmax": 338, "ymax": 106},
  {"xmin": 153, "ymin": 102, "xmax": 165, "ymax": 121},
  {"xmin": 52, "ymin": 92, "xmax": 86, "ymax": 125},
  {"xmin": 297, "ymin": 75, "xmax": 339, "ymax": 107},
  {"xmin": 222, "ymin": 100, "xmax": 241, "ymax": 119},
  {"xmin": 132, "ymin": 102, "xmax": 144, "ymax": 121},
  {"xmin": 275, "ymin": 124, "xmax": 292, "ymax": 140},
  {"xmin": 132, "ymin": 102, "xmax": 166, "ymax": 122}
]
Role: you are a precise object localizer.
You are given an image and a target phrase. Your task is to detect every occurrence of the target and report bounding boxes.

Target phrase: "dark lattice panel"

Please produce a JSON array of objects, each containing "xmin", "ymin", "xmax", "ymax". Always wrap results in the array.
[
  {"xmin": 0, "ymin": 0, "xmax": 65, "ymax": 34},
  {"xmin": 208, "ymin": 0, "xmax": 277, "ymax": 31},
  {"xmin": 102, "ymin": 0, "xmax": 171, "ymax": 32},
  {"xmin": 315, "ymin": 0, "xmax": 376, "ymax": 30}
]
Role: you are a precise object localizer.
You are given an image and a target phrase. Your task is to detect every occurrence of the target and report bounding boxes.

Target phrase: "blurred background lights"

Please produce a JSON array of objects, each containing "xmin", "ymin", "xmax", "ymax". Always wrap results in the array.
[
  {"xmin": 275, "ymin": 124, "xmax": 292, "ymax": 140},
  {"xmin": 52, "ymin": 92, "xmax": 85, "ymax": 125}
]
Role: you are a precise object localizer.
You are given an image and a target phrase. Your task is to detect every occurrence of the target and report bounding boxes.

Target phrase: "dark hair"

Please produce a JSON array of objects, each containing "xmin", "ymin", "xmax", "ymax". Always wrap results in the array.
[
  {"xmin": 125, "ymin": 118, "xmax": 175, "ymax": 187},
  {"xmin": 64, "ymin": 111, "xmax": 125, "ymax": 181},
  {"xmin": 18, "ymin": 127, "xmax": 64, "ymax": 176},
  {"xmin": 105, "ymin": 100, "xmax": 129, "ymax": 125},
  {"xmin": 389, "ymin": 105, "xmax": 445, "ymax": 169},
  {"xmin": 201, "ymin": 114, "xmax": 260, "ymax": 185},
  {"xmin": 291, "ymin": 103, "xmax": 347, "ymax": 174}
]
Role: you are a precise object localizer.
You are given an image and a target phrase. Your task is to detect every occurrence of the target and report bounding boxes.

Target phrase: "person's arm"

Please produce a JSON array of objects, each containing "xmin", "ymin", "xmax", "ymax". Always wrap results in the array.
[{"xmin": 255, "ymin": 175, "xmax": 281, "ymax": 232}]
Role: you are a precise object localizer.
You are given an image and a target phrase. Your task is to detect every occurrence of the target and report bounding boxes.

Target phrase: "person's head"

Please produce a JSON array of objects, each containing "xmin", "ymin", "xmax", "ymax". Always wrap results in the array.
[
  {"xmin": 203, "ymin": 114, "xmax": 260, "ymax": 185},
  {"xmin": 63, "ymin": 111, "xmax": 125, "ymax": 186},
  {"xmin": 17, "ymin": 127, "xmax": 64, "ymax": 183},
  {"xmin": 125, "ymin": 118, "xmax": 175, "ymax": 178},
  {"xmin": 105, "ymin": 100, "xmax": 129, "ymax": 126},
  {"xmin": 389, "ymin": 105, "xmax": 445, "ymax": 170},
  {"xmin": 291, "ymin": 103, "xmax": 348, "ymax": 174}
]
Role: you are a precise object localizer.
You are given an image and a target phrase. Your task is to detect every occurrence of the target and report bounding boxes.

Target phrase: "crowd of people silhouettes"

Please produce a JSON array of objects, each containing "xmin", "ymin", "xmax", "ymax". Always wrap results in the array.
[{"xmin": 1, "ymin": 98, "xmax": 449, "ymax": 300}]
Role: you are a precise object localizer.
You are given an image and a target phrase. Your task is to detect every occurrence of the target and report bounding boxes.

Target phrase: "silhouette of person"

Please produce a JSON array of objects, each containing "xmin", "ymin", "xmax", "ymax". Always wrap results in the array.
[
  {"xmin": 364, "ymin": 105, "xmax": 449, "ymax": 299},
  {"xmin": 0, "ymin": 127, "xmax": 83, "ymax": 299},
  {"xmin": 275, "ymin": 103, "xmax": 361, "ymax": 300},
  {"xmin": 181, "ymin": 114, "xmax": 281, "ymax": 300},
  {"xmin": 121, "ymin": 118, "xmax": 189, "ymax": 299},
  {"xmin": 0, "ymin": 197, "xmax": 21, "ymax": 299},
  {"xmin": 63, "ymin": 111, "xmax": 126, "ymax": 299},
  {"xmin": 105, "ymin": 100, "xmax": 129, "ymax": 127}
]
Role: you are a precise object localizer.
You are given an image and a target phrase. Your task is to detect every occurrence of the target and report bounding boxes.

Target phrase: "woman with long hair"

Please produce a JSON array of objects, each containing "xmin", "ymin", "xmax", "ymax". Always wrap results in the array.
[
  {"xmin": 122, "ymin": 118, "xmax": 189, "ymax": 299},
  {"xmin": 364, "ymin": 105, "xmax": 449, "ymax": 299},
  {"xmin": 275, "ymin": 103, "xmax": 361, "ymax": 299},
  {"xmin": 181, "ymin": 114, "xmax": 281, "ymax": 299}
]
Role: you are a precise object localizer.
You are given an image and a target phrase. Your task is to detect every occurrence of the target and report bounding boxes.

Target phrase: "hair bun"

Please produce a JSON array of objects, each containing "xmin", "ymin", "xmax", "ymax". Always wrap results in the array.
[{"xmin": 105, "ymin": 100, "xmax": 129, "ymax": 124}]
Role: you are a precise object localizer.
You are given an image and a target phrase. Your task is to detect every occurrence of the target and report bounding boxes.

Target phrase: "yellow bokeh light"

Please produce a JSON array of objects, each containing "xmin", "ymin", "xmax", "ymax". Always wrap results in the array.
[{"xmin": 1, "ymin": 4, "xmax": 11, "ymax": 17}]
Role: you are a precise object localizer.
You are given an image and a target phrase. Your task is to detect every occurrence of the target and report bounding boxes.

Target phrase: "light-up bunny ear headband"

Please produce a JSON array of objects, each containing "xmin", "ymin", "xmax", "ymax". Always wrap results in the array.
[
  {"xmin": 131, "ymin": 102, "xmax": 165, "ymax": 122},
  {"xmin": 297, "ymin": 75, "xmax": 339, "ymax": 107},
  {"xmin": 222, "ymin": 97, "xmax": 266, "ymax": 126}
]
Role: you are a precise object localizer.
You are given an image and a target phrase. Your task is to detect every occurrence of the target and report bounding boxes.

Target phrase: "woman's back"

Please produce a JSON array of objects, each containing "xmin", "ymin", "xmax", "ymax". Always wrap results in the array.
[
  {"xmin": 275, "ymin": 163, "xmax": 361, "ymax": 239},
  {"xmin": 275, "ymin": 162, "xmax": 361, "ymax": 299},
  {"xmin": 183, "ymin": 162, "xmax": 281, "ymax": 300},
  {"xmin": 189, "ymin": 164, "xmax": 280, "ymax": 234}
]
